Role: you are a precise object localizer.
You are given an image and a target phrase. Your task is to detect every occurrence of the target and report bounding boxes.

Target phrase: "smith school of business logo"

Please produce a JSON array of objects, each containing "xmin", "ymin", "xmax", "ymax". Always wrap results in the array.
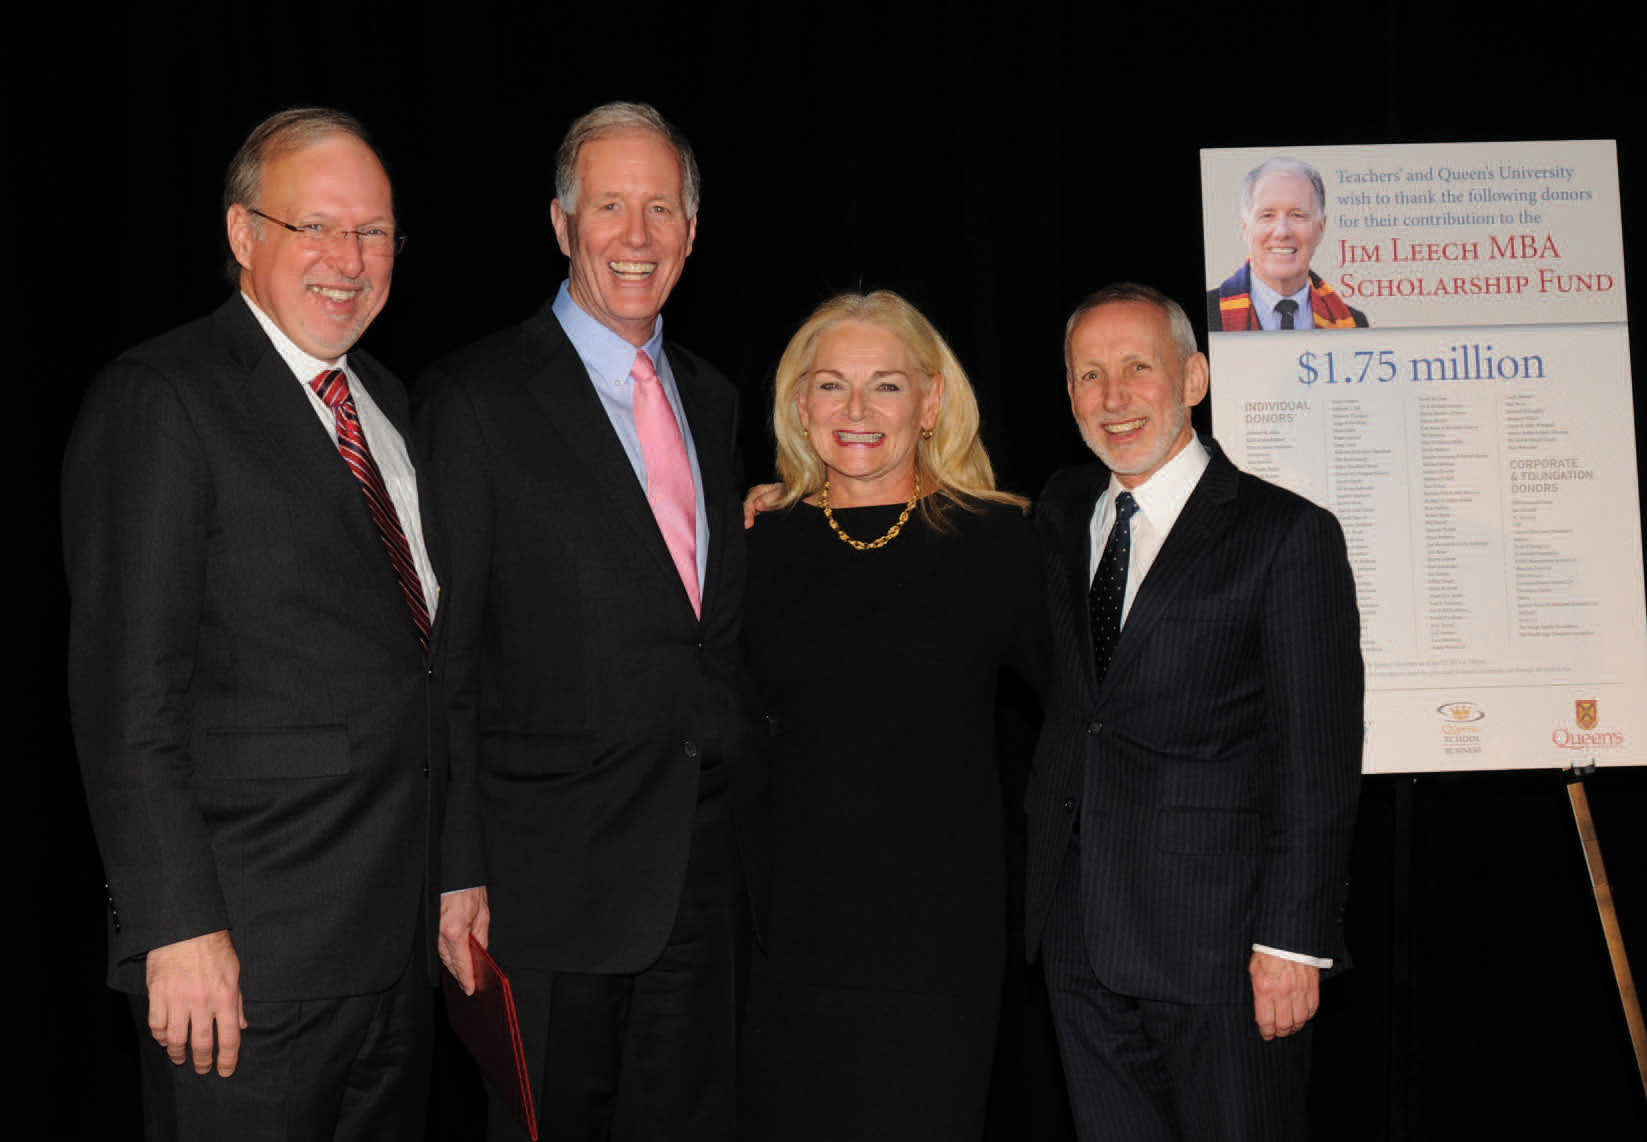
[
  {"xmin": 1436, "ymin": 701, "xmax": 1485, "ymax": 756},
  {"xmin": 1552, "ymin": 698, "xmax": 1624, "ymax": 749},
  {"xmin": 1436, "ymin": 701, "xmax": 1485, "ymax": 723}
]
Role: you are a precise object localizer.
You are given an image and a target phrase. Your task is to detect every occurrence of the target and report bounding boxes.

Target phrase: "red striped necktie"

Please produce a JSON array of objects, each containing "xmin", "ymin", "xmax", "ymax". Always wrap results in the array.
[{"xmin": 310, "ymin": 369, "xmax": 432, "ymax": 655}]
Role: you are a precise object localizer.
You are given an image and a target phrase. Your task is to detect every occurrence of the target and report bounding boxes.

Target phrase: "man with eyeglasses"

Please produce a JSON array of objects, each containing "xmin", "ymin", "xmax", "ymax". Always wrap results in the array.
[{"xmin": 63, "ymin": 107, "xmax": 468, "ymax": 1141}]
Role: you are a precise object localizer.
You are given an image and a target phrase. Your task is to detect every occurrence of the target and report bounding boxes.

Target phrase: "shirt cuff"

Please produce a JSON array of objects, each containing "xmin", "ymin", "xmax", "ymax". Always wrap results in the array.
[{"xmin": 1252, "ymin": 943, "xmax": 1333, "ymax": 970}]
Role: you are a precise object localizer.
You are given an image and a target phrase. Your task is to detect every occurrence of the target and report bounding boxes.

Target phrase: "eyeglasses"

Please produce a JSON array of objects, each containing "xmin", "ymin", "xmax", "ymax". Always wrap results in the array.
[{"xmin": 248, "ymin": 208, "xmax": 406, "ymax": 256}]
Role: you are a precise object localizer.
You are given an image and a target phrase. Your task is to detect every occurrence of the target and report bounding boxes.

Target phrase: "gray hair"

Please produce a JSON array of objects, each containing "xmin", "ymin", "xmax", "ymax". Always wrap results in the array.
[
  {"xmin": 221, "ymin": 107, "xmax": 387, "ymax": 282},
  {"xmin": 553, "ymin": 101, "xmax": 701, "ymax": 218},
  {"xmin": 1063, "ymin": 282, "xmax": 1200, "ymax": 367},
  {"xmin": 1239, "ymin": 156, "xmax": 1326, "ymax": 220},
  {"xmin": 223, "ymin": 106, "xmax": 382, "ymax": 216}
]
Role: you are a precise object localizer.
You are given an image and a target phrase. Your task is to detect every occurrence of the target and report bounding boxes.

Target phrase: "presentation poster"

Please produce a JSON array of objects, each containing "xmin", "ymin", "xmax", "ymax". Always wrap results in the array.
[{"xmin": 1201, "ymin": 141, "xmax": 1647, "ymax": 773}]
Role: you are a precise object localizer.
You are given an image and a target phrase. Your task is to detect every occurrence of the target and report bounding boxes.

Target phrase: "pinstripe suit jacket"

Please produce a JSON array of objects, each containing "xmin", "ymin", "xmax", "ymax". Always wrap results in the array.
[{"xmin": 1024, "ymin": 438, "xmax": 1363, "ymax": 1005}]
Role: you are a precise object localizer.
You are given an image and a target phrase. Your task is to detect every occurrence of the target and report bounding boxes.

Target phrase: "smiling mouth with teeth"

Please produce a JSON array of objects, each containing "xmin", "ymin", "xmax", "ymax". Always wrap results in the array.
[
  {"xmin": 1104, "ymin": 418, "xmax": 1147, "ymax": 435},
  {"xmin": 836, "ymin": 431, "xmax": 884, "ymax": 444},
  {"xmin": 609, "ymin": 261, "xmax": 656, "ymax": 279},
  {"xmin": 308, "ymin": 285, "xmax": 360, "ymax": 302}
]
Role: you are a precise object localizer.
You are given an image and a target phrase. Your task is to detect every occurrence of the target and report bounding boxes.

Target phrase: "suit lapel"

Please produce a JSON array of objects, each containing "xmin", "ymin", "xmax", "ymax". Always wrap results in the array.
[
  {"xmin": 519, "ymin": 308, "xmax": 699, "ymax": 613},
  {"xmin": 215, "ymin": 298, "xmax": 391, "ymax": 578},
  {"xmin": 1104, "ymin": 441, "xmax": 1238, "ymax": 686},
  {"xmin": 668, "ymin": 343, "xmax": 729, "ymax": 615},
  {"xmin": 354, "ymin": 350, "xmax": 449, "ymax": 646}
]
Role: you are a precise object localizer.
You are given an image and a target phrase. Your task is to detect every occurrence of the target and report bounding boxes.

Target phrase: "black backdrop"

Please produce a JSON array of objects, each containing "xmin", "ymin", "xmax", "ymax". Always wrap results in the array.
[{"xmin": 14, "ymin": 2, "xmax": 1647, "ymax": 1138}]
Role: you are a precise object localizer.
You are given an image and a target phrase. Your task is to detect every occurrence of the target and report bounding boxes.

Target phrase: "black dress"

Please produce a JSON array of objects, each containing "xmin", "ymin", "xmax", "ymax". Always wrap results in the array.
[{"xmin": 739, "ymin": 496, "xmax": 1045, "ymax": 1141}]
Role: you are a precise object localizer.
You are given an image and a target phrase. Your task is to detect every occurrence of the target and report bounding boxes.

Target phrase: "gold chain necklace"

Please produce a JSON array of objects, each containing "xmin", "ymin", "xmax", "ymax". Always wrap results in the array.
[{"xmin": 820, "ymin": 477, "xmax": 920, "ymax": 551}]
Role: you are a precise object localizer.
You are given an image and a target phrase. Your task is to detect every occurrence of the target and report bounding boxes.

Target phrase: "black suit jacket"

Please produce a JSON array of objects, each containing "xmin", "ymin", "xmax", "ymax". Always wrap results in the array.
[
  {"xmin": 414, "ymin": 302, "xmax": 755, "ymax": 975},
  {"xmin": 63, "ymin": 295, "xmax": 451, "ymax": 1002},
  {"xmin": 1024, "ymin": 439, "xmax": 1363, "ymax": 1005}
]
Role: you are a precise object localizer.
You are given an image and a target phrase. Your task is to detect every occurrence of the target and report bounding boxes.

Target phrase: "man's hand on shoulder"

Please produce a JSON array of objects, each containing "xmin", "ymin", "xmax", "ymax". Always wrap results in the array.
[
  {"xmin": 1248, "ymin": 950, "xmax": 1320, "ymax": 1040},
  {"xmin": 145, "ymin": 929, "xmax": 246, "ymax": 1076},
  {"xmin": 742, "ymin": 483, "xmax": 785, "ymax": 529}
]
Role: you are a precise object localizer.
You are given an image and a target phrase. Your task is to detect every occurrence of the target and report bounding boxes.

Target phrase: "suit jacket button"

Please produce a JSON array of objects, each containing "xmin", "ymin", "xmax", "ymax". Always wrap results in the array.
[
  {"xmin": 1062, "ymin": 798, "xmax": 1077, "ymax": 813},
  {"xmin": 1086, "ymin": 720, "xmax": 1102, "ymax": 735},
  {"xmin": 683, "ymin": 740, "xmax": 699, "ymax": 760}
]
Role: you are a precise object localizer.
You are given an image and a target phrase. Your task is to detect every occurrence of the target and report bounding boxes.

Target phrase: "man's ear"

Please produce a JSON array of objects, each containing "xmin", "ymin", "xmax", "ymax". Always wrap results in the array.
[
  {"xmin": 1183, "ymin": 352, "xmax": 1211, "ymax": 407},
  {"xmin": 227, "ymin": 205, "xmax": 256, "ymax": 273},
  {"xmin": 549, "ymin": 199, "xmax": 572, "ymax": 257}
]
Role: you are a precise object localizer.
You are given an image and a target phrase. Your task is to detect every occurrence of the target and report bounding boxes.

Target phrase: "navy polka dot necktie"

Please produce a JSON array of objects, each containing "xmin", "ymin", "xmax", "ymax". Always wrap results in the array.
[{"xmin": 1089, "ymin": 491, "xmax": 1138, "ymax": 684}]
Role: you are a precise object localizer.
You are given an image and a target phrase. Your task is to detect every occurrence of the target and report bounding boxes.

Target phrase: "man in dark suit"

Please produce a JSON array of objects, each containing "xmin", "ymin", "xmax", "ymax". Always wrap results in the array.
[
  {"xmin": 63, "ymin": 108, "xmax": 473, "ymax": 1140},
  {"xmin": 1207, "ymin": 156, "xmax": 1369, "ymax": 331},
  {"xmin": 1025, "ymin": 282, "xmax": 1364, "ymax": 1140},
  {"xmin": 415, "ymin": 102, "xmax": 751, "ymax": 1141}
]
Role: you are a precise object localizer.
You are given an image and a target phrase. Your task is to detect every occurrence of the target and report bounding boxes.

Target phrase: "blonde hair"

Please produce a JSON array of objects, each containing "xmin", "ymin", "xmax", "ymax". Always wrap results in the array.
[{"xmin": 771, "ymin": 290, "xmax": 1026, "ymax": 527}]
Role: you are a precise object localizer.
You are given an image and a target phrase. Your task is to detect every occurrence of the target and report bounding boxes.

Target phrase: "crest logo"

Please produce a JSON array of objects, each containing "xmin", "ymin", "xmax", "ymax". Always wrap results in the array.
[
  {"xmin": 1575, "ymin": 700, "xmax": 1598, "ymax": 730},
  {"xmin": 1436, "ymin": 702, "xmax": 1485, "ymax": 723}
]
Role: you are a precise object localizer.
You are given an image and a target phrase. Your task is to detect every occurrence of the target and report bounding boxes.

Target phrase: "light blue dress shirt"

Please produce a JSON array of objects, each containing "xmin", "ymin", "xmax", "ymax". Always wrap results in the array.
[{"xmin": 551, "ymin": 281, "xmax": 710, "ymax": 590}]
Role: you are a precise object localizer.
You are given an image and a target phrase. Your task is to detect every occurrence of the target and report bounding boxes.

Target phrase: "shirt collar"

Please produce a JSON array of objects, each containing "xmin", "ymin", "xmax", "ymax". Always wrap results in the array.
[
  {"xmin": 1248, "ymin": 270, "xmax": 1311, "ymax": 328},
  {"xmin": 1107, "ymin": 435, "xmax": 1209, "ymax": 530},
  {"xmin": 240, "ymin": 292, "xmax": 349, "ymax": 385},
  {"xmin": 551, "ymin": 280, "xmax": 666, "ymax": 385}
]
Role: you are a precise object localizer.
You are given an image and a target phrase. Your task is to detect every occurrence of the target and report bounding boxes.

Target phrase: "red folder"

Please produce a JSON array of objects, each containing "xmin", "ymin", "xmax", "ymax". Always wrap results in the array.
[{"xmin": 441, "ymin": 935, "xmax": 538, "ymax": 1140}]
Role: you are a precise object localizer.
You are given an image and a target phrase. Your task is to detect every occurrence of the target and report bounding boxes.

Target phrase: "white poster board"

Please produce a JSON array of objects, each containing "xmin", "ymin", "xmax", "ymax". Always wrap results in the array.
[{"xmin": 1201, "ymin": 141, "xmax": 1646, "ymax": 772}]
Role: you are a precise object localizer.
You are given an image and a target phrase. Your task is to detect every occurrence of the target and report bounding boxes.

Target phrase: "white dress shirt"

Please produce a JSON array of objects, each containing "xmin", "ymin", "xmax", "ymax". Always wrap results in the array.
[
  {"xmin": 1087, "ymin": 437, "xmax": 1209, "ymax": 621},
  {"xmin": 242, "ymin": 294, "xmax": 439, "ymax": 617}
]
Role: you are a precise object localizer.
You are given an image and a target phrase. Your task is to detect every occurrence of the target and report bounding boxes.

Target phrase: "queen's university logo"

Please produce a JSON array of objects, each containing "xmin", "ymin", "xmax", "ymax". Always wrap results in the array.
[{"xmin": 1575, "ymin": 699, "xmax": 1599, "ymax": 731}]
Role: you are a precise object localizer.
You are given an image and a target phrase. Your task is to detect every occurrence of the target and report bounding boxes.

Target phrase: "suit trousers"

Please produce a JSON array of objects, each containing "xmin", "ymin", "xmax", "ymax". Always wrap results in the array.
[
  {"xmin": 130, "ymin": 941, "xmax": 432, "ymax": 1142},
  {"xmin": 1042, "ymin": 845, "xmax": 1311, "ymax": 1142},
  {"xmin": 490, "ymin": 759, "xmax": 741, "ymax": 1142}
]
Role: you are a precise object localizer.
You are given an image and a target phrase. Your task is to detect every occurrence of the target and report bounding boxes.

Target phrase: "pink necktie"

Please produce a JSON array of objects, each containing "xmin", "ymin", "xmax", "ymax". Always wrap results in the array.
[
  {"xmin": 311, "ymin": 370, "xmax": 433, "ymax": 655},
  {"xmin": 631, "ymin": 350, "xmax": 701, "ymax": 616}
]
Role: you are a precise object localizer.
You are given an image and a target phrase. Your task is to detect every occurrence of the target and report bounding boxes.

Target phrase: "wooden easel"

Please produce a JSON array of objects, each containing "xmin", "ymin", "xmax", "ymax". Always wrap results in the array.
[{"xmin": 1566, "ymin": 763, "xmax": 1647, "ymax": 1101}]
